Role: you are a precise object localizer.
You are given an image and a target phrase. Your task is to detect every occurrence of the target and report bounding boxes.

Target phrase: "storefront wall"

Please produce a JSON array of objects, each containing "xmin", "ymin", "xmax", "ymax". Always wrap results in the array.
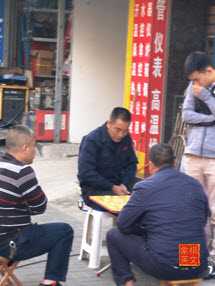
[
  {"xmin": 69, "ymin": 0, "xmax": 129, "ymax": 143},
  {"xmin": 69, "ymin": 0, "xmax": 212, "ymax": 145}
]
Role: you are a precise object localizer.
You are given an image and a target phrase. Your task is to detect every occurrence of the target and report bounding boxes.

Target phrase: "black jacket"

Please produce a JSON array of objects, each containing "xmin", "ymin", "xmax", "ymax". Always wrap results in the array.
[{"xmin": 78, "ymin": 122, "xmax": 138, "ymax": 191}]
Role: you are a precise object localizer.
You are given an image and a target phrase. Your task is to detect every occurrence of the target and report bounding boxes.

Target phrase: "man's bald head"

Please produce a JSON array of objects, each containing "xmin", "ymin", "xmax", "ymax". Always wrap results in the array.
[{"xmin": 6, "ymin": 125, "xmax": 34, "ymax": 153}]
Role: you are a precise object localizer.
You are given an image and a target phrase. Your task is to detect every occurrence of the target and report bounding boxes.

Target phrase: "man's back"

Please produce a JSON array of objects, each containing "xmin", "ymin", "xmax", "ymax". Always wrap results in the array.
[
  {"xmin": 0, "ymin": 152, "xmax": 47, "ymax": 246},
  {"xmin": 0, "ymin": 124, "xmax": 73, "ymax": 286},
  {"xmin": 117, "ymin": 166, "xmax": 209, "ymax": 265}
]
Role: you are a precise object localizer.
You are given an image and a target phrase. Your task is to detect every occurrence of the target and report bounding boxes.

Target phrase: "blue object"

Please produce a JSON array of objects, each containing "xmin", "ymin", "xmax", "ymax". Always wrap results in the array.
[
  {"xmin": 0, "ymin": 74, "xmax": 27, "ymax": 86},
  {"xmin": 0, "ymin": 74, "xmax": 27, "ymax": 81}
]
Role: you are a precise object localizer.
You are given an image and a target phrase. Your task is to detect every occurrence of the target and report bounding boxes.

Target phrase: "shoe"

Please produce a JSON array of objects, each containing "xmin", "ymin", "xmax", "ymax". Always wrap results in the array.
[
  {"xmin": 78, "ymin": 196, "xmax": 90, "ymax": 212},
  {"xmin": 203, "ymin": 259, "xmax": 215, "ymax": 280},
  {"xmin": 39, "ymin": 282, "xmax": 62, "ymax": 286}
]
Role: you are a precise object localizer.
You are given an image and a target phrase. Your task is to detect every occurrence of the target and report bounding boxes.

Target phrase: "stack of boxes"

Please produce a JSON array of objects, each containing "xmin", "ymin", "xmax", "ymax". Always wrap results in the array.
[{"xmin": 31, "ymin": 50, "xmax": 54, "ymax": 76}]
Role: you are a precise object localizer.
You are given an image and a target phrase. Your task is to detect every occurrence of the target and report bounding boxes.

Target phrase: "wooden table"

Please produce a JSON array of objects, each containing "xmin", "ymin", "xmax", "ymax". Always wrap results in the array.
[{"xmin": 89, "ymin": 195, "xmax": 130, "ymax": 214}]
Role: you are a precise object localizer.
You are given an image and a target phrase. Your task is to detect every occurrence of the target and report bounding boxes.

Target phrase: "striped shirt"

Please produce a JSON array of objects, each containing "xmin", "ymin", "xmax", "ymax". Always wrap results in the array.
[{"xmin": 0, "ymin": 152, "xmax": 47, "ymax": 246}]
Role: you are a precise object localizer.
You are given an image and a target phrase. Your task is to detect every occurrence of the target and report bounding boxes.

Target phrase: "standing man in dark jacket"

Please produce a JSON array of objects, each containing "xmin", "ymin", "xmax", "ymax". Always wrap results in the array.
[
  {"xmin": 78, "ymin": 107, "xmax": 138, "ymax": 210},
  {"xmin": 106, "ymin": 143, "xmax": 209, "ymax": 286},
  {"xmin": 0, "ymin": 125, "xmax": 74, "ymax": 286}
]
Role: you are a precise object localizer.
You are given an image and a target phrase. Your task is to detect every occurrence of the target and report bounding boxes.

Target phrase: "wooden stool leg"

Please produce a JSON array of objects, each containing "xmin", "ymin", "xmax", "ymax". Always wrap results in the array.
[
  {"xmin": 6, "ymin": 278, "xmax": 14, "ymax": 286},
  {"xmin": 0, "ymin": 261, "xmax": 22, "ymax": 286},
  {"xmin": 162, "ymin": 278, "xmax": 203, "ymax": 286}
]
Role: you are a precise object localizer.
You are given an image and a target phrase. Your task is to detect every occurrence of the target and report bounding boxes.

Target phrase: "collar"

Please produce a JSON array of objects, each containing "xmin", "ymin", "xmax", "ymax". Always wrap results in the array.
[
  {"xmin": 100, "ymin": 121, "xmax": 120, "ymax": 145},
  {"xmin": 100, "ymin": 122, "xmax": 111, "ymax": 143},
  {"xmin": 1, "ymin": 152, "xmax": 23, "ymax": 166},
  {"xmin": 157, "ymin": 165, "xmax": 173, "ymax": 173},
  {"xmin": 210, "ymin": 84, "xmax": 215, "ymax": 97}
]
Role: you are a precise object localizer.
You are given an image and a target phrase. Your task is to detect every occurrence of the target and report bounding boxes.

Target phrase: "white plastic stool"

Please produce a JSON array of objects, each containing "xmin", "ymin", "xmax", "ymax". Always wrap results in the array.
[{"xmin": 79, "ymin": 207, "xmax": 116, "ymax": 269}]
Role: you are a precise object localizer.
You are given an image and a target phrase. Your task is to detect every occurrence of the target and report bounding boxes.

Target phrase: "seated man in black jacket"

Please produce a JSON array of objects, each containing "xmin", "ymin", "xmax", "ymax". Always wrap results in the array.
[
  {"xmin": 106, "ymin": 143, "xmax": 209, "ymax": 286},
  {"xmin": 78, "ymin": 107, "xmax": 138, "ymax": 210}
]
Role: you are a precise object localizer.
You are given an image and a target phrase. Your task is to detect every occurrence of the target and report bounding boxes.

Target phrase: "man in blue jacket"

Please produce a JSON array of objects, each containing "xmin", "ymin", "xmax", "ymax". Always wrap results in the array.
[
  {"xmin": 78, "ymin": 107, "xmax": 138, "ymax": 210},
  {"xmin": 182, "ymin": 51, "xmax": 215, "ymax": 264},
  {"xmin": 106, "ymin": 143, "xmax": 209, "ymax": 286}
]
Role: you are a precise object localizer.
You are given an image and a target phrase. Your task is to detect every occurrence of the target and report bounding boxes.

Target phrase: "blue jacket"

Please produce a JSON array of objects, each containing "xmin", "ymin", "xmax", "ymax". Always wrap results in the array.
[
  {"xmin": 182, "ymin": 81, "xmax": 215, "ymax": 158},
  {"xmin": 78, "ymin": 122, "xmax": 138, "ymax": 191},
  {"xmin": 117, "ymin": 165, "xmax": 209, "ymax": 265}
]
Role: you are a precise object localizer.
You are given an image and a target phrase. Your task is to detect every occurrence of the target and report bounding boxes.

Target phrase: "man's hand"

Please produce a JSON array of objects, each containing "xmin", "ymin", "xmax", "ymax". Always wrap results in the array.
[
  {"xmin": 120, "ymin": 184, "xmax": 130, "ymax": 195},
  {"xmin": 112, "ymin": 184, "xmax": 130, "ymax": 196},
  {"xmin": 192, "ymin": 85, "xmax": 204, "ymax": 97}
]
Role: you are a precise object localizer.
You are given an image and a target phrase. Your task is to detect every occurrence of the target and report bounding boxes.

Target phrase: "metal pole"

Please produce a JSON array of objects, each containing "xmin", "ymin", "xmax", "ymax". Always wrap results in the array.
[
  {"xmin": 2, "ymin": 0, "xmax": 9, "ymax": 67},
  {"xmin": 54, "ymin": 0, "xmax": 65, "ymax": 143}
]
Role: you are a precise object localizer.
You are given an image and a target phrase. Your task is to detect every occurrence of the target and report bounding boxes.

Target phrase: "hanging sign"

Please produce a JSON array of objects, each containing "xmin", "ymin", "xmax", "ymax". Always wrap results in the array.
[{"xmin": 124, "ymin": 0, "xmax": 169, "ymax": 176}]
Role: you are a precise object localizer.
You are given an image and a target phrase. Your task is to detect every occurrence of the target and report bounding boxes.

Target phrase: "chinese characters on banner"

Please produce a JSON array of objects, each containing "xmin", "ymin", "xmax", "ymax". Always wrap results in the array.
[
  {"xmin": 124, "ymin": 0, "xmax": 168, "ymax": 175},
  {"xmin": 147, "ymin": 0, "xmax": 168, "ymax": 152},
  {"xmin": 128, "ymin": 0, "xmax": 153, "ymax": 161}
]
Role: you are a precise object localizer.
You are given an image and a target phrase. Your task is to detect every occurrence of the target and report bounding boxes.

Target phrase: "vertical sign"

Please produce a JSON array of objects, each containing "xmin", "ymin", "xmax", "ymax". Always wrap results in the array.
[
  {"xmin": 124, "ymin": 0, "xmax": 168, "ymax": 176},
  {"xmin": 147, "ymin": 0, "xmax": 168, "ymax": 155},
  {"xmin": 0, "ymin": 0, "xmax": 4, "ymax": 65}
]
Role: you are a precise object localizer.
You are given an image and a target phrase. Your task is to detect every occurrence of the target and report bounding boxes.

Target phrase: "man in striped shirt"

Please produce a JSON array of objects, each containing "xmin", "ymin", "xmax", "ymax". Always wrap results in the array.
[{"xmin": 0, "ymin": 125, "xmax": 74, "ymax": 286}]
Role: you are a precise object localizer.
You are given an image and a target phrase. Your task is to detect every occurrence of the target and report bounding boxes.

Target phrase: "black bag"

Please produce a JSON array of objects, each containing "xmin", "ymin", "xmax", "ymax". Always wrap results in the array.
[{"xmin": 192, "ymin": 86, "xmax": 215, "ymax": 126}]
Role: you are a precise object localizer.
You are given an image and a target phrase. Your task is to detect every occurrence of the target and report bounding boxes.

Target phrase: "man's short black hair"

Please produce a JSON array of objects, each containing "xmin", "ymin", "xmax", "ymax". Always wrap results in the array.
[
  {"xmin": 110, "ymin": 107, "xmax": 131, "ymax": 123},
  {"xmin": 184, "ymin": 51, "xmax": 213, "ymax": 76},
  {"xmin": 6, "ymin": 124, "xmax": 34, "ymax": 153},
  {"xmin": 149, "ymin": 143, "xmax": 174, "ymax": 167}
]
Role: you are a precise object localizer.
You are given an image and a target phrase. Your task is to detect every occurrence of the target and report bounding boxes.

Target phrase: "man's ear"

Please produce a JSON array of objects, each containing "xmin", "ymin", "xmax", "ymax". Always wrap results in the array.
[
  {"xmin": 106, "ymin": 120, "xmax": 111, "ymax": 128},
  {"xmin": 173, "ymin": 159, "xmax": 177, "ymax": 168},
  {"xmin": 22, "ymin": 144, "xmax": 28, "ymax": 152},
  {"xmin": 206, "ymin": 66, "xmax": 213, "ymax": 76},
  {"xmin": 149, "ymin": 161, "xmax": 154, "ymax": 174}
]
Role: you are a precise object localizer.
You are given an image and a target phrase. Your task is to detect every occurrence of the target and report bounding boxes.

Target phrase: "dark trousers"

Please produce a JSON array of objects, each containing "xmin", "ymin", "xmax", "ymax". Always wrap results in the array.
[
  {"xmin": 0, "ymin": 223, "xmax": 74, "ymax": 282},
  {"xmin": 106, "ymin": 227, "xmax": 208, "ymax": 286}
]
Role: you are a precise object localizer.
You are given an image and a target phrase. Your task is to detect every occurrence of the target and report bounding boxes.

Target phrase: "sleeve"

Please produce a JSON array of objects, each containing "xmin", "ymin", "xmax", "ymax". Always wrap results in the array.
[
  {"xmin": 182, "ymin": 82, "xmax": 215, "ymax": 124},
  {"xmin": 78, "ymin": 136, "xmax": 114, "ymax": 190},
  {"xmin": 198, "ymin": 88, "xmax": 215, "ymax": 117},
  {"xmin": 18, "ymin": 166, "xmax": 47, "ymax": 215},
  {"xmin": 117, "ymin": 182, "xmax": 146, "ymax": 235},
  {"xmin": 121, "ymin": 137, "xmax": 138, "ymax": 187}
]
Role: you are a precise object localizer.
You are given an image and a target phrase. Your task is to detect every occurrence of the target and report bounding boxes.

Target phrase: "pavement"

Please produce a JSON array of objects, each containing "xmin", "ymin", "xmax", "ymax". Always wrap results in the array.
[{"xmin": 1, "ymin": 142, "xmax": 215, "ymax": 285}]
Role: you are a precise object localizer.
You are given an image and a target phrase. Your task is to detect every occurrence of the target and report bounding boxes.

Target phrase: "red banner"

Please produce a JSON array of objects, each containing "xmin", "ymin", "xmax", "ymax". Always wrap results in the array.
[
  {"xmin": 125, "ymin": 0, "xmax": 169, "ymax": 175},
  {"xmin": 128, "ymin": 0, "xmax": 153, "ymax": 156},
  {"xmin": 147, "ymin": 0, "xmax": 168, "ymax": 156}
]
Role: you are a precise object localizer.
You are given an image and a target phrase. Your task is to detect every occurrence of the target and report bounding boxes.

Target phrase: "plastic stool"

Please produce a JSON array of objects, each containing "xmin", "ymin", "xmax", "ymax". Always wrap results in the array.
[
  {"xmin": 161, "ymin": 278, "xmax": 203, "ymax": 286},
  {"xmin": 0, "ymin": 257, "xmax": 23, "ymax": 286},
  {"xmin": 79, "ymin": 207, "xmax": 116, "ymax": 269}
]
